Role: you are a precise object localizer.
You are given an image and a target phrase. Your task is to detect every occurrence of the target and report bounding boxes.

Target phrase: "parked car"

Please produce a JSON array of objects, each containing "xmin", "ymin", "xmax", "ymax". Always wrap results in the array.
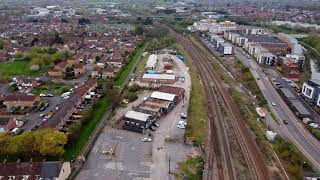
[
  {"xmin": 180, "ymin": 113, "xmax": 187, "ymax": 119},
  {"xmin": 11, "ymin": 128, "xmax": 23, "ymax": 135},
  {"xmin": 282, "ymin": 120, "xmax": 288, "ymax": 125},
  {"xmin": 47, "ymin": 94, "xmax": 54, "ymax": 97},
  {"xmin": 153, "ymin": 123, "xmax": 160, "ymax": 128},
  {"xmin": 142, "ymin": 137, "xmax": 152, "ymax": 142},
  {"xmin": 40, "ymin": 94, "xmax": 46, "ymax": 97},
  {"xmin": 149, "ymin": 126, "xmax": 156, "ymax": 131},
  {"xmin": 272, "ymin": 102, "xmax": 276, "ymax": 106}
]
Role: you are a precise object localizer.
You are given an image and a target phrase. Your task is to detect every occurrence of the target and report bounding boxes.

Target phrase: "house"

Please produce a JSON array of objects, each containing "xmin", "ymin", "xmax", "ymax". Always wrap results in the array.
[
  {"xmin": 302, "ymin": 79, "xmax": 320, "ymax": 107},
  {"xmin": 0, "ymin": 117, "xmax": 17, "ymax": 132},
  {"xmin": 101, "ymin": 66, "xmax": 115, "ymax": 79},
  {"xmin": 40, "ymin": 161, "xmax": 71, "ymax": 180},
  {"xmin": 106, "ymin": 51, "xmax": 123, "ymax": 68},
  {"xmin": 74, "ymin": 64, "xmax": 86, "ymax": 78},
  {"xmin": 14, "ymin": 77, "xmax": 41, "ymax": 89},
  {"xmin": 0, "ymin": 162, "xmax": 42, "ymax": 179},
  {"xmin": 47, "ymin": 79, "xmax": 97, "ymax": 129},
  {"xmin": 54, "ymin": 61, "xmax": 68, "ymax": 73},
  {"xmin": 3, "ymin": 94, "xmax": 40, "ymax": 109},
  {"xmin": 218, "ymin": 42, "xmax": 233, "ymax": 55},
  {"xmin": 0, "ymin": 161, "xmax": 71, "ymax": 180},
  {"xmin": 48, "ymin": 69, "xmax": 64, "ymax": 79},
  {"xmin": 280, "ymin": 57, "xmax": 301, "ymax": 80}
]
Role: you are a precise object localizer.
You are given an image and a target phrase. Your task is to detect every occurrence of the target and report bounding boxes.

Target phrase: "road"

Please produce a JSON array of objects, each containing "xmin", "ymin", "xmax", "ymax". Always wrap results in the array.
[{"xmin": 233, "ymin": 46, "xmax": 320, "ymax": 171}]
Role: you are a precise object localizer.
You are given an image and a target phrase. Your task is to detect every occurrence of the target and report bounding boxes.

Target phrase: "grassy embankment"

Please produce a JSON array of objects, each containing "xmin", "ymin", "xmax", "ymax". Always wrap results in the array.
[
  {"xmin": 63, "ymin": 97, "xmax": 110, "ymax": 160},
  {"xmin": 113, "ymin": 42, "xmax": 147, "ymax": 87},
  {"xmin": 190, "ymin": 36, "xmax": 313, "ymax": 179}
]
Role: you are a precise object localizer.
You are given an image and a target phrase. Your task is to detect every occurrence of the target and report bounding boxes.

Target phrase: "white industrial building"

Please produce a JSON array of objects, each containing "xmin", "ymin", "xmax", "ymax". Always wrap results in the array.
[
  {"xmin": 145, "ymin": 54, "xmax": 158, "ymax": 70},
  {"xmin": 150, "ymin": 91, "xmax": 176, "ymax": 102}
]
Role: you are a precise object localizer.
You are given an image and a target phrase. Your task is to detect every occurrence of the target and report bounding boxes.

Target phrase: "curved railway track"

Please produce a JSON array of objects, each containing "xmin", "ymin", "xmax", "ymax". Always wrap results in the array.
[{"xmin": 173, "ymin": 32, "xmax": 269, "ymax": 180}]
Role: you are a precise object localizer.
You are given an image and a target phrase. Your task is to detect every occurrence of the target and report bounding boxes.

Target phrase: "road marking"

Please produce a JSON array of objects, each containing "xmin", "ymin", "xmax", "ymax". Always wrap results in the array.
[
  {"xmin": 141, "ymin": 162, "xmax": 154, "ymax": 167},
  {"xmin": 132, "ymin": 177, "xmax": 151, "ymax": 180}
]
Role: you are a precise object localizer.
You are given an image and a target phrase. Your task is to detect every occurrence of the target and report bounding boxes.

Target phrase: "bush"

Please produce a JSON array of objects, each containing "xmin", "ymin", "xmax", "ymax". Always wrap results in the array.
[
  {"xmin": 123, "ymin": 91, "xmax": 138, "ymax": 102},
  {"xmin": 128, "ymin": 85, "xmax": 140, "ymax": 92}
]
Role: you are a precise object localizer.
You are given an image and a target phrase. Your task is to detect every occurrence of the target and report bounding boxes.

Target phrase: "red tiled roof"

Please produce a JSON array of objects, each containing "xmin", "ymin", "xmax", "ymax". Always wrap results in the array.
[
  {"xmin": 55, "ymin": 61, "xmax": 68, "ymax": 69},
  {"xmin": 4, "ymin": 94, "xmax": 38, "ymax": 102},
  {"xmin": 0, "ymin": 162, "xmax": 42, "ymax": 177},
  {"xmin": 74, "ymin": 64, "xmax": 84, "ymax": 69}
]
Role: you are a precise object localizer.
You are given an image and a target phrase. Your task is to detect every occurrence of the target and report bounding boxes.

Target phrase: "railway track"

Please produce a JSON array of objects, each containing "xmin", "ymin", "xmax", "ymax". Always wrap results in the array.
[{"xmin": 173, "ymin": 32, "xmax": 269, "ymax": 180}]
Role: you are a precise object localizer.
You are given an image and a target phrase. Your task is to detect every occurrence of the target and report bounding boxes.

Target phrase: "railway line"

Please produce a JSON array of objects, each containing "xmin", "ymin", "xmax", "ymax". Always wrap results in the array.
[{"xmin": 173, "ymin": 32, "xmax": 269, "ymax": 180}]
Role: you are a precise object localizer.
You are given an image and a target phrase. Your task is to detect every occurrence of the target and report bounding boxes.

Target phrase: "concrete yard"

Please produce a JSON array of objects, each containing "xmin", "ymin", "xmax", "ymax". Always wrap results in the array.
[{"xmin": 77, "ymin": 127, "xmax": 153, "ymax": 180}]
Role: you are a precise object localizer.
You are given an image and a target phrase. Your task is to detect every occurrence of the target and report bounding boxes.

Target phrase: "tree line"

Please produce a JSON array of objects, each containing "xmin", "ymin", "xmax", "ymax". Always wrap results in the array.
[{"xmin": 0, "ymin": 128, "xmax": 67, "ymax": 161}]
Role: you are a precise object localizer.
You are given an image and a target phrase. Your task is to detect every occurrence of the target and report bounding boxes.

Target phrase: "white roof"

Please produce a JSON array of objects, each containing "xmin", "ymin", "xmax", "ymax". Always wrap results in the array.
[
  {"xmin": 151, "ymin": 91, "xmax": 176, "ymax": 101},
  {"xmin": 125, "ymin": 111, "xmax": 151, "ymax": 122},
  {"xmin": 142, "ymin": 74, "xmax": 176, "ymax": 80},
  {"xmin": 146, "ymin": 54, "xmax": 158, "ymax": 69}
]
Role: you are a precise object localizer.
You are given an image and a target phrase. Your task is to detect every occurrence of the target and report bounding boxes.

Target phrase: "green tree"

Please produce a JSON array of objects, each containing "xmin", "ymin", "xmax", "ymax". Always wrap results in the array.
[
  {"xmin": 134, "ymin": 25, "xmax": 144, "ymax": 35},
  {"xmin": 0, "ymin": 38, "xmax": 3, "ymax": 49},
  {"xmin": 40, "ymin": 129, "xmax": 67, "ymax": 157}
]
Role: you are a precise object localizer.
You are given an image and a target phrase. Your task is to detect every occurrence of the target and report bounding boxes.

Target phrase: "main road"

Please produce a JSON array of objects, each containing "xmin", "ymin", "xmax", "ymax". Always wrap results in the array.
[{"xmin": 233, "ymin": 46, "xmax": 320, "ymax": 171}]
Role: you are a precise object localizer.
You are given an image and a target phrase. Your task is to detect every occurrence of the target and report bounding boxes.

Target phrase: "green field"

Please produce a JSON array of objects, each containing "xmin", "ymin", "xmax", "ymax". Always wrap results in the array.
[
  {"xmin": 64, "ymin": 97, "xmax": 110, "ymax": 160},
  {"xmin": 113, "ymin": 42, "xmax": 147, "ymax": 87},
  {"xmin": 0, "ymin": 61, "xmax": 48, "ymax": 77},
  {"xmin": 32, "ymin": 83, "xmax": 72, "ymax": 95}
]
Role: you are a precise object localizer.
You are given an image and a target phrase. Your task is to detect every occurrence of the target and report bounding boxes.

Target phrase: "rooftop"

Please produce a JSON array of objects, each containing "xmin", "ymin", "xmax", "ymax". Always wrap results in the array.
[
  {"xmin": 142, "ymin": 73, "xmax": 176, "ymax": 80},
  {"xmin": 125, "ymin": 110, "xmax": 151, "ymax": 122},
  {"xmin": 151, "ymin": 91, "xmax": 176, "ymax": 102}
]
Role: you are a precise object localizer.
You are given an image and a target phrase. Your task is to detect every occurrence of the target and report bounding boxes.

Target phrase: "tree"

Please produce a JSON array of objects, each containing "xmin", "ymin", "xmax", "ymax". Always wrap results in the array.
[
  {"xmin": 40, "ymin": 129, "xmax": 67, "ymax": 157},
  {"xmin": 134, "ymin": 25, "xmax": 144, "ymax": 35},
  {"xmin": 78, "ymin": 18, "xmax": 91, "ymax": 25},
  {"xmin": 0, "ymin": 38, "xmax": 4, "ymax": 49}
]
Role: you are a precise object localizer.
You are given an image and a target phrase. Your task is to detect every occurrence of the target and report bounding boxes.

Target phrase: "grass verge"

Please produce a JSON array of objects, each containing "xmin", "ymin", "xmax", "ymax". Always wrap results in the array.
[
  {"xmin": 175, "ymin": 157, "xmax": 204, "ymax": 180},
  {"xmin": 174, "ymin": 43, "xmax": 208, "ymax": 145},
  {"xmin": 63, "ymin": 97, "xmax": 110, "ymax": 160},
  {"xmin": 32, "ymin": 82, "xmax": 72, "ymax": 95},
  {"xmin": 113, "ymin": 42, "xmax": 147, "ymax": 87}
]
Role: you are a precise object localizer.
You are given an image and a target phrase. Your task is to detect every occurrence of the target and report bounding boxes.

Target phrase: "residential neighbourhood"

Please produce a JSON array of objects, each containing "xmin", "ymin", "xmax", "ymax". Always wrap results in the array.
[{"xmin": 0, "ymin": 0, "xmax": 320, "ymax": 180}]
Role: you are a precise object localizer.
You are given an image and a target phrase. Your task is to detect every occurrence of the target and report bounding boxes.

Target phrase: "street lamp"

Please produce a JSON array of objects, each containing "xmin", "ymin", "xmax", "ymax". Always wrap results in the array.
[{"xmin": 299, "ymin": 161, "xmax": 306, "ymax": 178}]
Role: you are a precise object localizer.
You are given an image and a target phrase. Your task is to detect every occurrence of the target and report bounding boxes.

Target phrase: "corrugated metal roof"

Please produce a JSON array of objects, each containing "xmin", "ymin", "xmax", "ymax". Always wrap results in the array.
[
  {"xmin": 125, "ymin": 111, "xmax": 151, "ymax": 122},
  {"xmin": 151, "ymin": 91, "xmax": 176, "ymax": 102},
  {"xmin": 142, "ymin": 73, "xmax": 176, "ymax": 80},
  {"xmin": 146, "ymin": 54, "xmax": 157, "ymax": 69}
]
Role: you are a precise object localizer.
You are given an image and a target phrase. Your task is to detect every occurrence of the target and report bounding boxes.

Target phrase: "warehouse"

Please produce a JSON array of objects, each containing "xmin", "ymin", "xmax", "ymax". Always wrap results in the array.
[
  {"xmin": 123, "ymin": 110, "xmax": 155, "ymax": 133},
  {"xmin": 159, "ymin": 85, "xmax": 185, "ymax": 103},
  {"xmin": 141, "ymin": 74, "xmax": 176, "ymax": 84},
  {"xmin": 218, "ymin": 42, "xmax": 233, "ymax": 55},
  {"xmin": 145, "ymin": 54, "xmax": 158, "ymax": 70}
]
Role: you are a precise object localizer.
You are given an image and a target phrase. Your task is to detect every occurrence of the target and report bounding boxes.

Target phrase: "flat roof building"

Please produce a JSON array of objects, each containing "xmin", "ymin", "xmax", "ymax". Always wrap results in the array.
[{"xmin": 145, "ymin": 54, "xmax": 158, "ymax": 70}]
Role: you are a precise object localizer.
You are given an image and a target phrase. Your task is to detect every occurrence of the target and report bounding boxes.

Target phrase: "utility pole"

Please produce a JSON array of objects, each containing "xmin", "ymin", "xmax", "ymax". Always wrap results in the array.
[{"xmin": 168, "ymin": 156, "xmax": 171, "ymax": 174}]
